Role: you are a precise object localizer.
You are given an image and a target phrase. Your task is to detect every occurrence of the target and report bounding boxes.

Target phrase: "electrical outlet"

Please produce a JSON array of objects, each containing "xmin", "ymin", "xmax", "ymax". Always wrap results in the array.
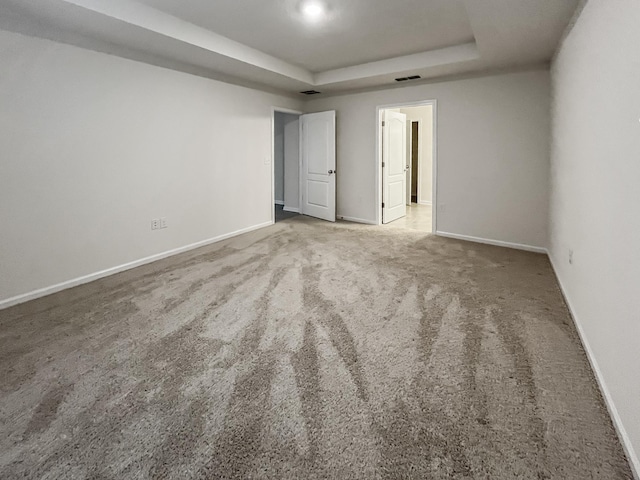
[
  {"xmin": 151, "ymin": 219, "xmax": 159, "ymax": 230},
  {"xmin": 160, "ymin": 217, "xmax": 167, "ymax": 229},
  {"xmin": 568, "ymin": 249, "xmax": 574, "ymax": 265}
]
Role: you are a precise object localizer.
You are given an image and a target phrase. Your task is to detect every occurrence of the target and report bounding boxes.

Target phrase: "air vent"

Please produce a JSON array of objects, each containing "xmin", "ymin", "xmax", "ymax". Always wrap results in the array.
[
  {"xmin": 395, "ymin": 75, "xmax": 422, "ymax": 82},
  {"xmin": 300, "ymin": 90, "xmax": 321, "ymax": 95}
]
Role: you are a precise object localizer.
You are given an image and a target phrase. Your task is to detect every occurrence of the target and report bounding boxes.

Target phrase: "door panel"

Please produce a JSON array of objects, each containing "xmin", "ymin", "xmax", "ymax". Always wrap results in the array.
[
  {"xmin": 383, "ymin": 110, "xmax": 407, "ymax": 224},
  {"xmin": 301, "ymin": 111, "xmax": 336, "ymax": 222},
  {"xmin": 389, "ymin": 181, "xmax": 405, "ymax": 207},
  {"xmin": 307, "ymin": 180, "xmax": 329, "ymax": 207}
]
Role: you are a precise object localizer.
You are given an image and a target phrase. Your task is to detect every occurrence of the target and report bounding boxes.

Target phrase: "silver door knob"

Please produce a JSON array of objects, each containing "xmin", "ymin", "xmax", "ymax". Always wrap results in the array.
[{"xmin": 328, "ymin": 170, "xmax": 335, "ymax": 174}]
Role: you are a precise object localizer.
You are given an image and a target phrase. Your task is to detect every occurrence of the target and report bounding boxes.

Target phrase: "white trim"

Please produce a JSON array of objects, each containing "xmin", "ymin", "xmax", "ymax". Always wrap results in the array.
[
  {"xmin": 338, "ymin": 215, "xmax": 377, "ymax": 225},
  {"xmin": 283, "ymin": 206, "xmax": 299, "ymax": 213},
  {"xmin": 418, "ymin": 201, "xmax": 432, "ymax": 206},
  {"xmin": 275, "ymin": 200, "xmax": 285, "ymax": 206},
  {"xmin": 0, "ymin": 221, "xmax": 274, "ymax": 310},
  {"xmin": 272, "ymin": 107, "xmax": 304, "ymax": 116},
  {"xmin": 376, "ymin": 100, "xmax": 437, "ymax": 234},
  {"xmin": 548, "ymin": 255, "xmax": 640, "ymax": 480},
  {"xmin": 436, "ymin": 230, "xmax": 547, "ymax": 254}
]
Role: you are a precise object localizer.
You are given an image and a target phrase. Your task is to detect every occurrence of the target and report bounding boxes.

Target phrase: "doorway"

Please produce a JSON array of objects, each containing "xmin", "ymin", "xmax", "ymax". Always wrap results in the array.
[
  {"xmin": 271, "ymin": 108, "xmax": 337, "ymax": 224},
  {"xmin": 377, "ymin": 101, "xmax": 436, "ymax": 232},
  {"xmin": 273, "ymin": 109, "xmax": 302, "ymax": 223}
]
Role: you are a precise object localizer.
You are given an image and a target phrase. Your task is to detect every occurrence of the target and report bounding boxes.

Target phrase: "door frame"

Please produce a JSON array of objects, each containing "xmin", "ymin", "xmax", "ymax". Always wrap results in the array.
[
  {"xmin": 375, "ymin": 100, "xmax": 438, "ymax": 232},
  {"xmin": 271, "ymin": 107, "xmax": 303, "ymax": 225}
]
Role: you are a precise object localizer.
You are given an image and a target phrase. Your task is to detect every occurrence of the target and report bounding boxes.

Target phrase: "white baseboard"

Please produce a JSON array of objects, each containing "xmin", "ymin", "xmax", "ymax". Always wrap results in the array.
[
  {"xmin": 275, "ymin": 200, "xmax": 285, "ymax": 206},
  {"xmin": 0, "ymin": 221, "xmax": 274, "ymax": 311},
  {"xmin": 338, "ymin": 215, "xmax": 377, "ymax": 225},
  {"xmin": 283, "ymin": 206, "xmax": 300, "ymax": 213},
  {"xmin": 548, "ymin": 255, "xmax": 640, "ymax": 480},
  {"xmin": 418, "ymin": 201, "xmax": 432, "ymax": 206},
  {"xmin": 436, "ymin": 231, "xmax": 547, "ymax": 254}
]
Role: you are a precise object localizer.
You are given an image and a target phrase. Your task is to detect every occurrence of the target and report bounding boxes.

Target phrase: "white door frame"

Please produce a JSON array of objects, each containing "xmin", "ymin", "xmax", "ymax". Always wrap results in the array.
[
  {"xmin": 271, "ymin": 107, "xmax": 303, "ymax": 225},
  {"xmin": 375, "ymin": 100, "xmax": 438, "ymax": 232}
]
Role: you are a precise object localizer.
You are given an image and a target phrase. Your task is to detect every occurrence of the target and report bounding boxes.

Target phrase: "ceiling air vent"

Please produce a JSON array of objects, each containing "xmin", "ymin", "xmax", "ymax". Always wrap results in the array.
[
  {"xmin": 395, "ymin": 75, "xmax": 422, "ymax": 82},
  {"xmin": 301, "ymin": 90, "xmax": 321, "ymax": 95}
]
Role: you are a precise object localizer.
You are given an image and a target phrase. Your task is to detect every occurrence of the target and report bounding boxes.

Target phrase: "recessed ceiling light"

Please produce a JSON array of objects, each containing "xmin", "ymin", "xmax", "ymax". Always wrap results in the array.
[{"xmin": 301, "ymin": 1, "xmax": 326, "ymax": 21}]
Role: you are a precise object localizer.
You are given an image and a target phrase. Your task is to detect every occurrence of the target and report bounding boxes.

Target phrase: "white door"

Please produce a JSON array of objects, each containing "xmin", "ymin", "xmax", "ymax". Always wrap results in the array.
[
  {"xmin": 300, "ymin": 111, "xmax": 336, "ymax": 222},
  {"xmin": 406, "ymin": 119, "xmax": 412, "ymax": 206},
  {"xmin": 383, "ymin": 110, "xmax": 407, "ymax": 223}
]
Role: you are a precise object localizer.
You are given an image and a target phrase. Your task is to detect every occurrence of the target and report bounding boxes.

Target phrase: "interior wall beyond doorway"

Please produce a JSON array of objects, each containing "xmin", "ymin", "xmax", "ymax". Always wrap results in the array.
[
  {"xmin": 400, "ymin": 105, "xmax": 433, "ymax": 205},
  {"xmin": 283, "ymin": 115, "xmax": 300, "ymax": 211},
  {"xmin": 411, "ymin": 122, "xmax": 419, "ymax": 201},
  {"xmin": 274, "ymin": 113, "xmax": 285, "ymax": 205},
  {"xmin": 273, "ymin": 111, "xmax": 301, "ymax": 214}
]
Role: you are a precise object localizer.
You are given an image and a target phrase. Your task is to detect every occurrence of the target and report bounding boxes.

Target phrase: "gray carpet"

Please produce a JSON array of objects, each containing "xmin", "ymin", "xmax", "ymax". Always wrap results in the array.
[{"xmin": 0, "ymin": 216, "xmax": 633, "ymax": 479}]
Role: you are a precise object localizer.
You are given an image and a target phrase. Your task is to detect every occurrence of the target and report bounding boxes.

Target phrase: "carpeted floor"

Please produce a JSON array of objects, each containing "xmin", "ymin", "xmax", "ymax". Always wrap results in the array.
[{"xmin": 0, "ymin": 216, "xmax": 633, "ymax": 479}]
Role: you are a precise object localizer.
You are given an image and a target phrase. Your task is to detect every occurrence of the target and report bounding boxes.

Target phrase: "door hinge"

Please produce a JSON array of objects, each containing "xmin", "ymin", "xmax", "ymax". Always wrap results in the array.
[
  {"xmin": 382, "ymin": 121, "xmax": 385, "ymax": 127},
  {"xmin": 382, "ymin": 202, "xmax": 385, "ymax": 208},
  {"xmin": 382, "ymin": 162, "xmax": 385, "ymax": 168}
]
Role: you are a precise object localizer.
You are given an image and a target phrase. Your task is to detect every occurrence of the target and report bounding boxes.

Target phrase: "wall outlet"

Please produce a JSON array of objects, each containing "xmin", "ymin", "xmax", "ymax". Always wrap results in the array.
[
  {"xmin": 568, "ymin": 249, "xmax": 574, "ymax": 265},
  {"xmin": 151, "ymin": 219, "xmax": 160, "ymax": 230},
  {"xmin": 160, "ymin": 217, "xmax": 167, "ymax": 229}
]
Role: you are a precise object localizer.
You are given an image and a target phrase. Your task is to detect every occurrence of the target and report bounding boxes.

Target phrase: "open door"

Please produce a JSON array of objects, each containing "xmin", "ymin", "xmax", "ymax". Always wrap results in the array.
[
  {"xmin": 382, "ymin": 110, "xmax": 407, "ymax": 224},
  {"xmin": 300, "ymin": 111, "xmax": 336, "ymax": 222}
]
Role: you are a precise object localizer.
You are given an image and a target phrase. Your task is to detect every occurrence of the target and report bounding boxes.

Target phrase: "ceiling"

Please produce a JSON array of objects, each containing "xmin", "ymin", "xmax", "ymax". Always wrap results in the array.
[
  {"xmin": 134, "ymin": 0, "xmax": 476, "ymax": 72},
  {"xmin": 0, "ymin": 0, "xmax": 581, "ymax": 97}
]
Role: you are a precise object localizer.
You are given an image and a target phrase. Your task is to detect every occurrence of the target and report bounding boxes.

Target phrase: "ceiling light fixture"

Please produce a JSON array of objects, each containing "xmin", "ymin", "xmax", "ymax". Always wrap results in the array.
[{"xmin": 300, "ymin": 1, "xmax": 326, "ymax": 22}]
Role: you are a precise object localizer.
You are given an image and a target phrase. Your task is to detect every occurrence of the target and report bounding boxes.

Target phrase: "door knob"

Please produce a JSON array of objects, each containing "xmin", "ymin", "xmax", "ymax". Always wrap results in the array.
[{"xmin": 328, "ymin": 169, "xmax": 335, "ymax": 174}]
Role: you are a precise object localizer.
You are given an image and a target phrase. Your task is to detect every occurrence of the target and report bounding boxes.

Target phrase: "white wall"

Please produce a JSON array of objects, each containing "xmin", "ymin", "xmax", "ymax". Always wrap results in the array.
[
  {"xmin": 400, "ymin": 105, "xmax": 433, "ymax": 204},
  {"xmin": 283, "ymin": 114, "xmax": 300, "ymax": 211},
  {"xmin": 274, "ymin": 113, "xmax": 285, "ymax": 204},
  {"xmin": 306, "ymin": 70, "xmax": 551, "ymax": 249},
  {"xmin": 0, "ymin": 29, "xmax": 301, "ymax": 305},
  {"xmin": 550, "ymin": 0, "xmax": 640, "ymax": 474}
]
